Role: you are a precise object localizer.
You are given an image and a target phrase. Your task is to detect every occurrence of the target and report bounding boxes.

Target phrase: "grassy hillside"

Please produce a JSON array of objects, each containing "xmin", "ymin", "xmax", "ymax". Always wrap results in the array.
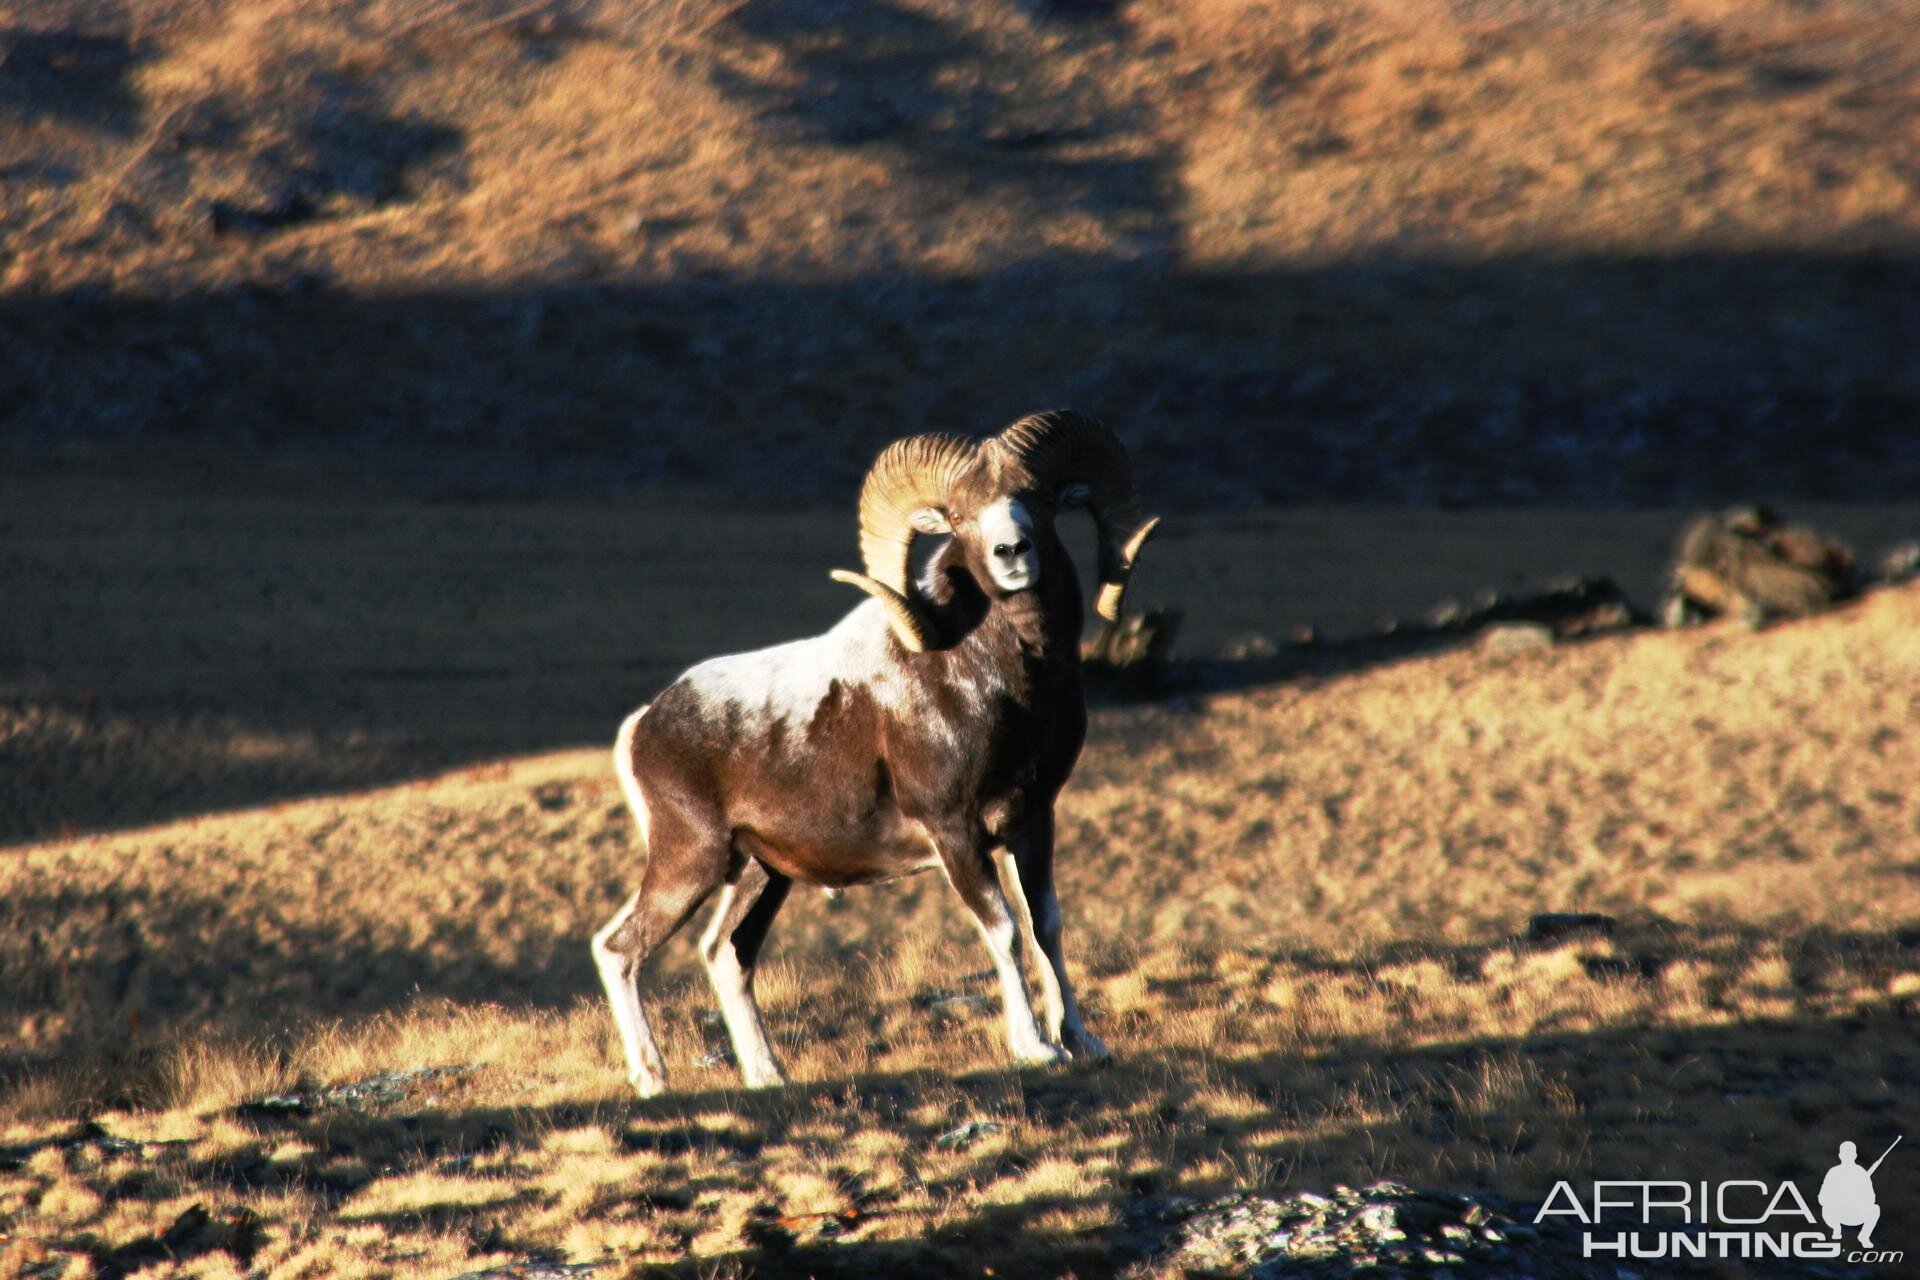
[
  {"xmin": 5, "ymin": 570, "xmax": 1919, "ymax": 1275},
  {"xmin": 4, "ymin": 0, "xmax": 1919, "ymax": 503}
]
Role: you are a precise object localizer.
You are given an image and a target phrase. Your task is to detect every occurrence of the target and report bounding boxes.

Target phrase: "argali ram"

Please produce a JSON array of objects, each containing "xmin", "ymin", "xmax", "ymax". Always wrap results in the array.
[{"xmin": 592, "ymin": 411, "xmax": 1160, "ymax": 1095}]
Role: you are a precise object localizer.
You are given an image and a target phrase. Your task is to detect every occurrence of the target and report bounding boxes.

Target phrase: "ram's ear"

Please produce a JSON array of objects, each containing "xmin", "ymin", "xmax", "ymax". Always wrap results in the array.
[
  {"xmin": 908, "ymin": 507, "xmax": 952, "ymax": 534},
  {"xmin": 1057, "ymin": 483, "xmax": 1092, "ymax": 511}
]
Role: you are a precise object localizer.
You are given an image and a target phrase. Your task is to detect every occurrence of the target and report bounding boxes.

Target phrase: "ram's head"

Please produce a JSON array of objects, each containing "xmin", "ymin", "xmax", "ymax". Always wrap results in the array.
[{"xmin": 832, "ymin": 411, "xmax": 1160, "ymax": 652}]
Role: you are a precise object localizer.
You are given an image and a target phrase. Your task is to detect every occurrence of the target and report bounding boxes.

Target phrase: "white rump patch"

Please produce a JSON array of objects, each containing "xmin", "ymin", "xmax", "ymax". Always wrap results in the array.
[{"xmin": 613, "ymin": 705, "xmax": 652, "ymax": 847}]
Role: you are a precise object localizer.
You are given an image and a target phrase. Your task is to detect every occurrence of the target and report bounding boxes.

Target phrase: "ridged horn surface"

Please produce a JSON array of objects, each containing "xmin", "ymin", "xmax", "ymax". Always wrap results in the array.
[
  {"xmin": 996, "ymin": 410, "xmax": 1159, "ymax": 621},
  {"xmin": 831, "ymin": 434, "xmax": 979, "ymax": 650}
]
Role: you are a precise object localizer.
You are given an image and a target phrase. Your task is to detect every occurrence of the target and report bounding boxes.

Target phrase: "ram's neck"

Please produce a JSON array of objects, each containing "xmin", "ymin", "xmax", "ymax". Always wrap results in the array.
[
  {"xmin": 923, "ymin": 540, "xmax": 1085, "ymax": 664},
  {"xmin": 973, "ymin": 567, "xmax": 1086, "ymax": 698},
  {"xmin": 993, "ymin": 584, "xmax": 1067, "ymax": 658}
]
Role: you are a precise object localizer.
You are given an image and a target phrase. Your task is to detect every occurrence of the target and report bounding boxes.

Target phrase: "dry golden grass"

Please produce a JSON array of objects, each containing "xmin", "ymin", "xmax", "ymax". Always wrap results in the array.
[
  {"xmin": 4, "ymin": 479, "xmax": 1918, "ymax": 1273},
  {"xmin": 10, "ymin": 0, "xmax": 1916, "ymax": 298}
]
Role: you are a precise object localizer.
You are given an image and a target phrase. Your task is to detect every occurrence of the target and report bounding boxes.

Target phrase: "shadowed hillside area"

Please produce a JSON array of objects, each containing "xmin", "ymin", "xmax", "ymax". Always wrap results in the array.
[
  {"xmin": 4, "ymin": 1, "xmax": 1920, "ymax": 1277},
  {"xmin": 3, "ymin": 0, "xmax": 1918, "ymax": 502}
]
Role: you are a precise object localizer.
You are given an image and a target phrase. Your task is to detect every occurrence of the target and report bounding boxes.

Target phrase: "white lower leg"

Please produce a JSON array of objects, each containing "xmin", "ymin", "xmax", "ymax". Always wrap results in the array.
[
  {"xmin": 1034, "ymin": 885, "xmax": 1107, "ymax": 1059},
  {"xmin": 699, "ymin": 888, "xmax": 787, "ymax": 1089},
  {"xmin": 591, "ymin": 893, "xmax": 667, "ymax": 1096},
  {"xmin": 968, "ymin": 892, "xmax": 1062, "ymax": 1065},
  {"xmin": 995, "ymin": 851, "xmax": 1067, "ymax": 1042}
]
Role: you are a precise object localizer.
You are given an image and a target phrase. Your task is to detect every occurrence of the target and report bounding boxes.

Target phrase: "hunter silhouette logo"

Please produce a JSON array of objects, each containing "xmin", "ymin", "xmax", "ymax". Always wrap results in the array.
[
  {"xmin": 1537, "ymin": 1134, "xmax": 1905, "ymax": 1263},
  {"xmin": 1823, "ymin": 1137, "xmax": 1900, "ymax": 1248}
]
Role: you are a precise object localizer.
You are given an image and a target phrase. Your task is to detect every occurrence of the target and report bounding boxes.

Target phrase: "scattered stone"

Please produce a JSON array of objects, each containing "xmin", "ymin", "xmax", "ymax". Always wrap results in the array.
[
  {"xmin": 2, "ymin": 1119, "xmax": 194, "ymax": 1171},
  {"xmin": 932, "ymin": 1120, "xmax": 1005, "ymax": 1150},
  {"xmin": 912, "ymin": 988, "xmax": 995, "ymax": 1017},
  {"xmin": 1880, "ymin": 540, "xmax": 1920, "ymax": 584},
  {"xmin": 75, "ymin": 1119, "xmax": 140, "ymax": 1155},
  {"xmin": 451, "ymin": 1262, "xmax": 600, "ymax": 1280},
  {"xmin": 1257, "ymin": 575, "xmax": 1642, "ymax": 669},
  {"xmin": 1669, "ymin": 505, "xmax": 1856, "ymax": 624},
  {"xmin": 1444, "ymin": 576, "xmax": 1640, "ymax": 640},
  {"xmin": 1659, "ymin": 590, "xmax": 1706, "ymax": 628},
  {"xmin": 1528, "ymin": 912, "xmax": 1617, "ymax": 942},
  {"xmin": 238, "ymin": 1063, "xmax": 481, "ymax": 1118},
  {"xmin": 1135, "ymin": 1182, "xmax": 1606, "ymax": 1279},
  {"xmin": 1582, "ymin": 600, "xmax": 1636, "ymax": 633},
  {"xmin": 1480, "ymin": 622, "xmax": 1553, "ymax": 655},
  {"xmin": 16, "ymin": 1254, "xmax": 66, "ymax": 1280},
  {"xmin": 1221, "ymin": 632, "xmax": 1280, "ymax": 661},
  {"xmin": 1359, "ymin": 1203, "xmax": 1406, "ymax": 1241}
]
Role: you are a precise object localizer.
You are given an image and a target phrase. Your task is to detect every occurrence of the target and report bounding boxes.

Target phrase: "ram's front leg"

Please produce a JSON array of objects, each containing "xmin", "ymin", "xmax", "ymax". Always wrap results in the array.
[
  {"xmin": 996, "ymin": 813, "xmax": 1107, "ymax": 1060},
  {"xmin": 927, "ymin": 819, "xmax": 1066, "ymax": 1067}
]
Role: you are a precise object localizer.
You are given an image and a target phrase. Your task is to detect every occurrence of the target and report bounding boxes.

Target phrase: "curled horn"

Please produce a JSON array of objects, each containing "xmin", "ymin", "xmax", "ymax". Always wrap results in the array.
[
  {"xmin": 996, "ymin": 410, "xmax": 1160, "ymax": 621},
  {"xmin": 830, "ymin": 434, "xmax": 980, "ymax": 652}
]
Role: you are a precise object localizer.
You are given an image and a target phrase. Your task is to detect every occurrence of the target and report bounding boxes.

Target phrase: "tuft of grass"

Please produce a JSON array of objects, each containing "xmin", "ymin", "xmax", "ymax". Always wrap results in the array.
[{"xmin": 157, "ymin": 1037, "xmax": 297, "ymax": 1114}]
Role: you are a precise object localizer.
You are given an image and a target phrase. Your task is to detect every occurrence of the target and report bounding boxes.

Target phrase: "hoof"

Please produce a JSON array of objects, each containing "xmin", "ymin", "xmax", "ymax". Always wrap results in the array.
[
  {"xmin": 1066, "ymin": 1030, "xmax": 1110, "ymax": 1061},
  {"xmin": 1013, "ymin": 1041, "xmax": 1070, "ymax": 1067},
  {"xmin": 630, "ymin": 1072, "xmax": 667, "ymax": 1099}
]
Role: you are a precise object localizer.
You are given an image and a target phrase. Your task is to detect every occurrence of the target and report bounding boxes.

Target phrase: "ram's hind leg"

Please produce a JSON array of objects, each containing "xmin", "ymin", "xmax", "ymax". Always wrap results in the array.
[
  {"xmin": 593, "ymin": 797, "xmax": 729, "ymax": 1098},
  {"xmin": 699, "ymin": 855, "xmax": 792, "ymax": 1089}
]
